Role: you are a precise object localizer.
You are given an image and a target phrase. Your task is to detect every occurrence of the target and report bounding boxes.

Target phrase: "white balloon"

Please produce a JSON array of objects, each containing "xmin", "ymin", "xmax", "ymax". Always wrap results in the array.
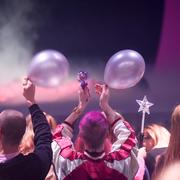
[
  {"xmin": 28, "ymin": 50, "xmax": 69, "ymax": 87},
  {"xmin": 104, "ymin": 50, "xmax": 145, "ymax": 89}
]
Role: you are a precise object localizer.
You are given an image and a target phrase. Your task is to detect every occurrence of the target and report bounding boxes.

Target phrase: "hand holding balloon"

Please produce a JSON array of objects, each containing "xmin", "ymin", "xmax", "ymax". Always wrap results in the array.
[
  {"xmin": 28, "ymin": 50, "xmax": 69, "ymax": 87},
  {"xmin": 104, "ymin": 49, "xmax": 145, "ymax": 89}
]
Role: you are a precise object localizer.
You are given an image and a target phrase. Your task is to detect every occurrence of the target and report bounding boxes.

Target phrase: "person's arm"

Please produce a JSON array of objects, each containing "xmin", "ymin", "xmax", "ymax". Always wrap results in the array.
[
  {"xmin": 96, "ymin": 84, "xmax": 136, "ymax": 149},
  {"xmin": 23, "ymin": 77, "xmax": 52, "ymax": 178},
  {"xmin": 63, "ymin": 85, "xmax": 89, "ymax": 126},
  {"xmin": 52, "ymin": 86, "xmax": 90, "ymax": 179},
  {"xmin": 96, "ymin": 84, "xmax": 139, "ymax": 179},
  {"xmin": 52, "ymin": 85, "xmax": 89, "ymax": 154},
  {"xmin": 95, "ymin": 84, "xmax": 136, "ymax": 147},
  {"xmin": 95, "ymin": 84, "xmax": 122, "ymax": 125}
]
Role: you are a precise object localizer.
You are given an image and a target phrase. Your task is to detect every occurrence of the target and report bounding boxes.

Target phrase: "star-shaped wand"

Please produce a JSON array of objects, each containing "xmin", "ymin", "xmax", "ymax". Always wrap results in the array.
[{"xmin": 136, "ymin": 95, "xmax": 154, "ymax": 147}]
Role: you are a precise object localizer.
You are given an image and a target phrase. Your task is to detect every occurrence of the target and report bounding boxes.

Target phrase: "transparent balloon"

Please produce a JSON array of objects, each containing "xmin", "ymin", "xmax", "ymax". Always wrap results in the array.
[
  {"xmin": 28, "ymin": 50, "xmax": 69, "ymax": 87},
  {"xmin": 104, "ymin": 50, "xmax": 145, "ymax": 89}
]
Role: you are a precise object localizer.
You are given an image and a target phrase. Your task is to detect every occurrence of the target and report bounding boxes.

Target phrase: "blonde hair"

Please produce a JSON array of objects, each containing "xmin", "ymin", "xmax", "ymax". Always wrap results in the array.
[
  {"xmin": 144, "ymin": 123, "xmax": 170, "ymax": 149},
  {"xmin": 20, "ymin": 112, "xmax": 57, "ymax": 155}
]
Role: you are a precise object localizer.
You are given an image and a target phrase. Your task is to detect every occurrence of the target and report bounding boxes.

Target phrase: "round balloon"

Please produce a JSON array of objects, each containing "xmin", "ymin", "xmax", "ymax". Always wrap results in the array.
[
  {"xmin": 28, "ymin": 50, "xmax": 69, "ymax": 87},
  {"xmin": 104, "ymin": 50, "xmax": 145, "ymax": 89}
]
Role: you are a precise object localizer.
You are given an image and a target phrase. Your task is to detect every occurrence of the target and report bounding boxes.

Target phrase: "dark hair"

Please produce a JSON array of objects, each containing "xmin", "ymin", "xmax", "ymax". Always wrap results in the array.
[
  {"xmin": 79, "ymin": 111, "xmax": 109, "ymax": 150},
  {"xmin": 0, "ymin": 109, "xmax": 26, "ymax": 146}
]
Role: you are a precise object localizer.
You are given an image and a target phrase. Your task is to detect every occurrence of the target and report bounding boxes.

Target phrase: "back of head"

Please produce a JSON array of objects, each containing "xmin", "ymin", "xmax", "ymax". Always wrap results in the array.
[
  {"xmin": 25, "ymin": 114, "xmax": 33, "ymax": 131},
  {"xmin": 165, "ymin": 105, "xmax": 180, "ymax": 163},
  {"xmin": 26, "ymin": 112, "xmax": 57, "ymax": 132},
  {"xmin": 79, "ymin": 111, "xmax": 108, "ymax": 150},
  {"xmin": 144, "ymin": 124, "xmax": 170, "ymax": 151},
  {"xmin": 0, "ymin": 109, "xmax": 26, "ymax": 146},
  {"xmin": 43, "ymin": 112, "xmax": 57, "ymax": 131},
  {"xmin": 19, "ymin": 114, "xmax": 34, "ymax": 154},
  {"xmin": 20, "ymin": 112, "xmax": 57, "ymax": 155},
  {"xmin": 171, "ymin": 105, "xmax": 180, "ymax": 134},
  {"xmin": 150, "ymin": 124, "xmax": 170, "ymax": 148}
]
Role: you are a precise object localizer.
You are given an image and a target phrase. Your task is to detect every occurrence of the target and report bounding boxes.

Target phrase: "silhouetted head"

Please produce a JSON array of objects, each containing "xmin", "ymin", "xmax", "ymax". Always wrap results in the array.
[
  {"xmin": 0, "ymin": 109, "xmax": 26, "ymax": 146},
  {"xmin": 79, "ymin": 111, "xmax": 109, "ymax": 150}
]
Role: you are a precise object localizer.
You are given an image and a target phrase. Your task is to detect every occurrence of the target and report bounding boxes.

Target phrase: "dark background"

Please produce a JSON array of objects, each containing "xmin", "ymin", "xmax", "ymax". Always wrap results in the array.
[{"xmin": 34, "ymin": 0, "xmax": 163, "ymax": 66}]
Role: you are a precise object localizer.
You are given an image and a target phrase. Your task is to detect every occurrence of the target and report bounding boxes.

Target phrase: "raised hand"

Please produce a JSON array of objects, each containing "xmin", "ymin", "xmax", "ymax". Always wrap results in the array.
[
  {"xmin": 95, "ymin": 83, "xmax": 122, "ymax": 124},
  {"xmin": 95, "ymin": 83, "xmax": 109, "ymax": 111},
  {"xmin": 63, "ymin": 85, "xmax": 90, "ymax": 126},
  {"xmin": 78, "ymin": 85, "xmax": 90, "ymax": 111},
  {"xmin": 22, "ymin": 77, "xmax": 36, "ymax": 106}
]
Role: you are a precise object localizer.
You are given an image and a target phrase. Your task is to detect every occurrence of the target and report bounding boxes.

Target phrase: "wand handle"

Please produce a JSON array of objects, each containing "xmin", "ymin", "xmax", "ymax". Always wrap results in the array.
[
  {"xmin": 139, "ymin": 111, "xmax": 145, "ymax": 148},
  {"xmin": 138, "ymin": 132, "xmax": 144, "ymax": 148},
  {"xmin": 141, "ymin": 111, "xmax": 145, "ymax": 134}
]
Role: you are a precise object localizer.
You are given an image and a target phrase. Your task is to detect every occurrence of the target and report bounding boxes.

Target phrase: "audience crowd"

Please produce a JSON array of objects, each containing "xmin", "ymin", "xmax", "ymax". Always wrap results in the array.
[{"xmin": 0, "ymin": 78, "xmax": 179, "ymax": 180}]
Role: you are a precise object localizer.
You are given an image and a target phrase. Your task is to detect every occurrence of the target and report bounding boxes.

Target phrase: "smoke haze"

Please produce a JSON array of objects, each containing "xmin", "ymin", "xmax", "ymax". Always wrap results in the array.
[{"xmin": 0, "ymin": 0, "xmax": 36, "ymax": 85}]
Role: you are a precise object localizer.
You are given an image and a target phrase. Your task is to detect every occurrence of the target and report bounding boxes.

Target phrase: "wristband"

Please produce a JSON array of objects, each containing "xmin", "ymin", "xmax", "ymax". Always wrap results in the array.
[
  {"xmin": 64, "ymin": 121, "xmax": 74, "ymax": 129},
  {"xmin": 72, "ymin": 106, "xmax": 82, "ymax": 115},
  {"xmin": 110, "ymin": 117, "xmax": 122, "ymax": 128}
]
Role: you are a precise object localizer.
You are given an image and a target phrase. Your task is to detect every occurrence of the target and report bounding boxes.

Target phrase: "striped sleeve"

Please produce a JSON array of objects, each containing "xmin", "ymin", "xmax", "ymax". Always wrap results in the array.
[{"xmin": 106, "ymin": 119, "xmax": 139, "ymax": 180}]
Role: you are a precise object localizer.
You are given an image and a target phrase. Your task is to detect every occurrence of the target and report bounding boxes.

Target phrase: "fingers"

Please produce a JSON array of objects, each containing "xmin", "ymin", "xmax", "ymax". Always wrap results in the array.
[
  {"xmin": 95, "ymin": 84, "xmax": 102, "ymax": 95},
  {"xmin": 84, "ymin": 86, "xmax": 90, "ymax": 102},
  {"xmin": 22, "ymin": 77, "xmax": 29, "ymax": 86},
  {"xmin": 22, "ymin": 77, "xmax": 34, "ymax": 91},
  {"xmin": 102, "ymin": 84, "xmax": 109, "ymax": 95},
  {"xmin": 84, "ymin": 86, "xmax": 90, "ymax": 98},
  {"xmin": 79, "ymin": 84, "xmax": 90, "ymax": 96},
  {"xmin": 78, "ymin": 83, "xmax": 108, "ymax": 102},
  {"xmin": 95, "ymin": 83, "xmax": 108, "ymax": 95}
]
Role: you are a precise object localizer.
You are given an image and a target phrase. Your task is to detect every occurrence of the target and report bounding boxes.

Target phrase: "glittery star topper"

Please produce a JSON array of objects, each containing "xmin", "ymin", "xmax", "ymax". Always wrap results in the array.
[
  {"xmin": 136, "ymin": 96, "xmax": 154, "ymax": 114},
  {"xmin": 77, "ymin": 71, "xmax": 88, "ymax": 89}
]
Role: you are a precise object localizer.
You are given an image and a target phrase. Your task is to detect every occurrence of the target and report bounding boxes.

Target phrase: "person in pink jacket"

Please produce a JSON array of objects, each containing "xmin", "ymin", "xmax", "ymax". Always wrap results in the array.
[{"xmin": 52, "ymin": 84, "xmax": 139, "ymax": 180}]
